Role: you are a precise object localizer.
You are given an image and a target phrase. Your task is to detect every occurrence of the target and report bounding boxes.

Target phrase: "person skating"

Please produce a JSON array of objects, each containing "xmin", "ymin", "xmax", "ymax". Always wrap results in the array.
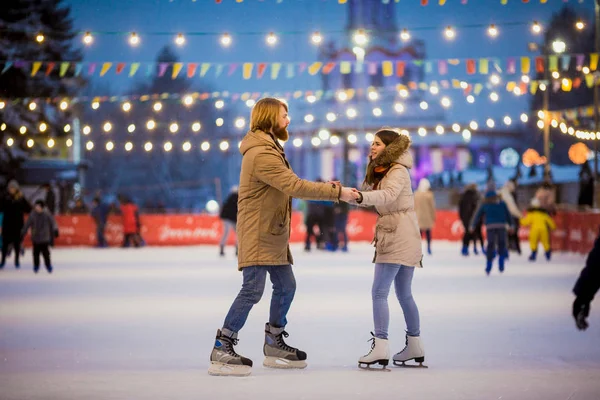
[
  {"xmin": 21, "ymin": 200, "xmax": 58, "ymax": 273},
  {"xmin": 470, "ymin": 188, "xmax": 514, "ymax": 275},
  {"xmin": 350, "ymin": 128, "xmax": 425, "ymax": 370},
  {"xmin": 208, "ymin": 98, "xmax": 358, "ymax": 377},
  {"xmin": 219, "ymin": 186, "xmax": 238, "ymax": 257},
  {"xmin": 414, "ymin": 178, "xmax": 436, "ymax": 255},
  {"xmin": 459, "ymin": 183, "xmax": 483, "ymax": 256},
  {"xmin": 572, "ymin": 227, "xmax": 600, "ymax": 331},
  {"xmin": 520, "ymin": 198, "xmax": 556, "ymax": 261},
  {"xmin": 499, "ymin": 180, "xmax": 523, "ymax": 255},
  {"xmin": 0, "ymin": 180, "xmax": 32, "ymax": 269}
]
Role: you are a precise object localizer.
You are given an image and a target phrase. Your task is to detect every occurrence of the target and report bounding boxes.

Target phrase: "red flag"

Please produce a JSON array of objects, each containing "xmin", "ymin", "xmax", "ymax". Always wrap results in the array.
[
  {"xmin": 116, "ymin": 63, "xmax": 126, "ymax": 74},
  {"xmin": 45, "ymin": 62, "xmax": 55, "ymax": 76},
  {"xmin": 466, "ymin": 59, "xmax": 476, "ymax": 75},
  {"xmin": 535, "ymin": 57, "xmax": 545, "ymax": 73},
  {"xmin": 187, "ymin": 63, "xmax": 197, "ymax": 78},
  {"xmin": 396, "ymin": 61, "xmax": 405, "ymax": 77},
  {"xmin": 421, "ymin": 0, "xmax": 428, "ymax": 5},
  {"xmin": 322, "ymin": 62, "xmax": 336, "ymax": 74},
  {"xmin": 257, "ymin": 63, "xmax": 267, "ymax": 79}
]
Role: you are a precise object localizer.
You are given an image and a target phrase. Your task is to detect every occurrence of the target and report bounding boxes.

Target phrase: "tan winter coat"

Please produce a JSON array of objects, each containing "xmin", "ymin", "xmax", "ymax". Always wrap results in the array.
[
  {"xmin": 237, "ymin": 129, "xmax": 341, "ymax": 269},
  {"xmin": 414, "ymin": 190, "xmax": 436, "ymax": 230},
  {"xmin": 355, "ymin": 137, "xmax": 423, "ymax": 267}
]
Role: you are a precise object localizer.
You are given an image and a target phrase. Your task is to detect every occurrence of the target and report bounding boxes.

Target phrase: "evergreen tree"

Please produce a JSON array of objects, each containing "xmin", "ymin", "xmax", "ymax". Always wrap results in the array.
[{"xmin": 0, "ymin": 0, "xmax": 84, "ymax": 158}]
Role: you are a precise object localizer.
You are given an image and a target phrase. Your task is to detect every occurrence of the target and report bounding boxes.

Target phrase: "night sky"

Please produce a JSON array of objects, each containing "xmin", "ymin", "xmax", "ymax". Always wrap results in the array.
[{"xmin": 65, "ymin": 0, "xmax": 595, "ymax": 124}]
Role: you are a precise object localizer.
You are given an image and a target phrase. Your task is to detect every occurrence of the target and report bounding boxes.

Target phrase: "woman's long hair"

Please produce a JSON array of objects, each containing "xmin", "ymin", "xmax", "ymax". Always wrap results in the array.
[{"xmin": 364, "ymin": 128, "xmax": 404, "ymax": 186}]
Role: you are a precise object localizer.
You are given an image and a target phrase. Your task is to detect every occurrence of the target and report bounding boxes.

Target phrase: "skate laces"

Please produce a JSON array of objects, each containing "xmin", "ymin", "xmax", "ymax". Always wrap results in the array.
[
  {"xmin": 222, "ymin": 336, "xmax": 241, "ymax": 357},
  {"xmin": 364, "ymin": 332, "xmax": 376, "ymax": 356},
  {"xmin": 276, "ymin": 331, "xmax": 296, "ymax": 353}
]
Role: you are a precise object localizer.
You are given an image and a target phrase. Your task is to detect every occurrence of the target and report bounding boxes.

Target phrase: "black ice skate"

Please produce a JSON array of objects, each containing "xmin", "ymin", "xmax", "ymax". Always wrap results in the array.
[{"xmin": 358, "ymin": 333, "xmax": 390, "ymax": 372}]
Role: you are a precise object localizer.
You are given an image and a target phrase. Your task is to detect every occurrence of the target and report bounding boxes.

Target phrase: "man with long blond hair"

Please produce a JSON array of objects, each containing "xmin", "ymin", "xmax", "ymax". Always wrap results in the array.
[{"xmin": 208, "ymin": 97, "xmax": 358, "ymax": 376}]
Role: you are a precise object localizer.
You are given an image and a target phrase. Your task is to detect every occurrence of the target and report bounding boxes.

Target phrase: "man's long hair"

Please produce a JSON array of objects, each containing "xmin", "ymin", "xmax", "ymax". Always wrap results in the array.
[{"xmin": 250, "ymin": 98, "xmax": 288, "ymax": 134}]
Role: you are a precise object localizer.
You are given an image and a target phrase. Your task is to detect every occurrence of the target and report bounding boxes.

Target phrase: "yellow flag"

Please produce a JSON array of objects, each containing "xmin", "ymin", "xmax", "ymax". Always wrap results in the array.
[
  {"xmin": 451, "ymin": 79, "xmax": 460, "ymax": 88},
  {"xmin": 31, "ymin": 61, "xmax": 42, "ymax": 76},
  {"xmin": 561, "ymin": 78, "xmax": 572, "ymax": 92},
  {"xmin": 506, "ymin": 82, "xmax": 516, "ymax": 92},
  {"xmin": 586, "ymin": 74, "xmax": 594, "ymax": 88},
  {"xmin": 530, "ymin": 81, "xmax": 539, "ymax": 94},
  {"xmin": 382, "ymin": 61, "xmax": 393, "ymax": 77},
  {"xmin": 172, "ymin": 62, "xmax": 183, "ymax": 79},
  {"xmin": 308, "ymin": 62, "xmax": 322, "ymax": 76},
  {"xmin": 520, "ymin": 57, "xmax": 530, "ymax": 74},
  {"xmin": 129, "ymin": 63, "xmax": 140, "ymax": 77},
  {"xmin": 271, "ymin": 63, "xmax": 281, "ymax": 79},
  {"xmin": 548, "ymin": 55, "xmax": 558, "ymax": 71},
  {"xmin": 474, "ymin": 83, "xmax": 483, "ymax": 95},
  {"xmin": 479, "ymin": 59, "xmax": 489, "ymax": 74},
  {"xmin": 243, "ymin": 63, "xmax": 253, "ymax": 79},
  {"xmin": 100, "ymin": 62, "xmax": 112, "ymax": 76},
  {"xmin": 591, "ymin": 53, "xmax": 599, "ymax": 71},
  {"xmin": 200, "ymin": 63, "xmax": 210, "ymax": 77},
  {"xmin": 60, "ymin": 62, "xmax": 69, "ymax": 77}
]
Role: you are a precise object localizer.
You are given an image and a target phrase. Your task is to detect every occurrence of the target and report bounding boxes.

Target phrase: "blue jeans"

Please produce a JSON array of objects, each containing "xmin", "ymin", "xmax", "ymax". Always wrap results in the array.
[
  {"xmin": 220, "ymin": 220, "xmax": 237, "ymax": 247},
  {"xmin": 222, "ymin": 265, "xmax": 296, "ymax": 336},
  {"xmin": 372, "ymin": 263, "xmax": 420, "ymax": 339},
  {"xmin": 486, "ymin": 227, "xmax": 508, "ymax": 261},
  {"xmin": 96, "ymin": 223, "xmax": 107, "ymax": 247}
]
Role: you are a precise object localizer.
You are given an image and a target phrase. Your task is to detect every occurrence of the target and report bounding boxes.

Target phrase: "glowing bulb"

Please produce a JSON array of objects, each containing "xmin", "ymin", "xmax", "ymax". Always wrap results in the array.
[
  {"xmin": 128, "ymin": 124, "xmax": 135, "ymax": 133},
  {"xmin": 220, "ymin": 141, "xmax": 229, "ymax": 151},
  {"xmin": 64, "ymin": 124, "xmax": 71, "ymax": 133},
  {"xmin": 182, "ymin": 141, "xmax": 191, "ymax": 152},
  {"xmin": 490, "ymin": 92, "xmax": 499, "ymax": 102},
  {"xmin": 504, "ymin": 116, "xmax": 512, "ymax": 125},
  {"xmin": 304, "ymin": 114, "xmax": 314, "ymax": 123},
  {"xmin": 365, "ymin": 132, "xmax": 375, "ymax": 142},
  {"xmin": 91, "ymin": 101, "xmax": 99, "ymax": 110},
  {"xmin": 164, "ymin": 142, "xmax": 173, "ymax": 152},
  {"xmin": 169, "ymin": 123, "xmax": 178, "ymax": 133},
  {"xmin": 220, "ymin": 33, "xmax": 232, "ymax": 47},
  {"xmin": 29, "ymin": 102, "xmax": 37, "ymax": 111},
  {"xmin": 346, "ymin": 108, "xmax": 357, "ymax": 119},
  {"xmin": 153, "ymin": 102, "xmax": 162, "ymax": 112},
  {"xmin": 146, "ymin": 120, "xmax": 156, "ymax": 130},
  {"xmin": 125, "ymin": 142, "xmax": 133, "ymax": 152},
  {"xmin": 6, "ymin": 138, "xmax": 13, "ymax": 147},
  {"xmin": 0, "ymin": 101, "xmax": 4, "ymax": 109},
  {"xmin": 394, "ymin": 103, "xmax": 405, "ymax": 113},
  {"xmin": 311, "ymin": 31, "xmax": 322, "ymax": 45},
  {"xmin": 399, "ymin": 89, "xmax": 409, "ymax": 98},
  {"xmin": 246, "ymin": 99, "xmax": 255, "ymax": 107},
  {"xmin": 552, "ymin": 39, "xmax": 566, "ymax": 54},
  {"xmin": 192, "ymin": 122, "xmax": 201, "ymax": 132},
  {"xmin": 144, "ymin": 142, "xmax": 153, "ymax": 152},
  {"xmin": 201, "ymin": 141, "xmax": 210, "ymax": 151},
  {"xmin": 0, "ymin": 123, "xmax": 5, "ymax": 131},
  {"xmin": 521, "ymin": 75, "xmax": 530, "ymax": 83},
  {"xmin": 418, "ymin": 127, "xmax": 427, "ymax": 137},
  {"xmin": 348, "ymin": 134, "xmax": 357, "ymax": 144},
  {"xmin": 441, "ymin": 97, "xmax": 451, "ymax": 108},
  {"xmin": 86, "ymin": 141, "xmax": 94, "ymax": 151},
  {"xmin": 487, "ymin": 119, "xmax": 495, "ymax": 128},
  {"xmin": 531, "ymin": 21, "xmax": 542, "ymax": 34},
  {"xmin": 469, "ymin": 121, "xmax": 479, "ymax": 130},
  {"xmin": 368, "ymin": 91, "xmax": 379, "ymax": 101},
  {"xmin": 460, "ymin": 81, "xmax": 468, "ymax": 89},
  {"xmin": 59, "ymin": 101, "xmax": 68, "ymax": 110},
  {"xmin": 400, "ymin": 29, "xmax": 410, "ymax": 41},
  {"xmin": 306, "ymin": 95, "xmax": 317, "ymax": 103},
  {"xmin": 215, "ymin": 100, "xmax": 224, "ymax": 109},
  {"xmin": 36, "ymin": 33, "xmax": 44, "ymax": 43},
  {"xmin": 462, "ymin": 129, "xmax": 472, "ymax": 141},
  {"xmin": 293, "ymin": 138, "xmax": 303, "ymax": 148},
  {"xmin": 183, "ymin": 95, "xmax": 194, "ymax": 106},
  {"xmin": 103, "ymin": 122, "xmax": 112, "ymax": 132},
  {"xmin": 27, "ymin": 139, "xmax": 35, "ymax": 148},
  {"xmin": 235, "ymin": 117, "xmax": 246, "ymax": 129},
  {"xmin": 568, "ymin": 127, "xmax": 575, "ymax": 135},
  {"xmin": 419, "ymin": 101, "xmax": 428, "ymax": 110},
  {"xmin": 537, "ymin": 111, "xmax": 545, "ymax": 119},
  {"xmin": 490, "ymin": 74, "xmax": 500, "ymax": 85},
  {"xmin": 467, "ymin": 95, "xmax": 475, "ymax": 104},
  {"xmin": 83, "ymin": 32, "xmax": 93, "ymax": 45},
  {"xmin": 444, "ymin": 26, "xmax": 456, "ymax": 40},
  {"xmin": 452, "ymin": 124, "xmax": 461, "ymax": 133},
  {"xmin": 311, "ymin": 137, "xmax": 322, "ymax": 147},
  {"xmin": 353, "ymin": 29, "xmax": 368, "ymax": 45},
  {"xmin": 129, "ymin": 32, "xmax": 140, "ymax": 46},
  {"xmin": 513, "ymin": 87, "xmax": 522, "ymax": 96},
  {"xmin": 330, "ymin": 136, "xmax": 340, "ymax": 145},
  {"xmin": 39, "ymin": 122, "xmax": 47, "ymax": 132},
  {"xmin": 122, "ymin": 102, "xmax": 131, "ymax": 112},
  {"xmin": 550, "ymin": 119, "xmax": 558, "ymax": 128},
  {"xmin": 326, "ymin": 112, "xmax": 337, "ymax": 122},
  {"xmin": 337, "ymin": 91, "xmax": 348, "ymax": 102},
  {"xmin": 20, "ymin": 126, "xmax": 27, "ymax": 134},
  {"xmin": 372, "ymin": 108, "xmax": 382, "ymax": 117},
  {"xmin": 575, "ymin": 20, "xmax": 585, "ymax": 30},
  {"xmin": 47, "ymin": 138, "xmax": 55, "ymax": 148},
  {"xmin": 520, "ymin": 113, "xmax": 529, "ymax": 123},
  {"xmin": 175, "ymin": 33, "xmax": 185, "ymax": 46},
  {"xmin": 318, "ymin": 129, "xmax": 330, "ymax": 140},
  {"xmin": 105, "ymin": 141, "xmax": 114, "ymax": 151},
  {"xmin": 83, "ymin": 126, "xmax": 91, "ymax": 135},
  {"xmin": 266, "ymin": 32, "xmax": 278, "ymax": 46},
  {"xmin": 537, "ymin": 120, "xmax": 545, "ymax": 129},
  {"xmin": 487, "ymin": 24, "xmax": 498, "ymax": 38},
  {"xmin": 582, "ymin": 66, "xmax": 590, "ymax": 75},
  {"xmin": 429, "ymin": 86, "xmax": 439, "ymax": 95},
  {"xmin": 216, "ymin": 118, "xmax": 224, "ymax": 127},
  {"xmin": 66, "ymin": 138, "xmax": 73, "ymax": 147},
  {"xmin": 435, "ymin": 125, "xmax": 444, "ymax": 135},
  {"xmin": 552, "ymin": 71, "xmax": 560, "ymax": 79}
]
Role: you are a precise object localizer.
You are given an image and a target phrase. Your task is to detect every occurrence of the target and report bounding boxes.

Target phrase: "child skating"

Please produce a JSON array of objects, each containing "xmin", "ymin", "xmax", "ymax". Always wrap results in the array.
[
  {"xmin": 21, "ymin": 200, "xmax": 59, "ymax": 274},
  {"xmin": 520, "ymin": 198, "xmax": 556, "ymax": 261}
]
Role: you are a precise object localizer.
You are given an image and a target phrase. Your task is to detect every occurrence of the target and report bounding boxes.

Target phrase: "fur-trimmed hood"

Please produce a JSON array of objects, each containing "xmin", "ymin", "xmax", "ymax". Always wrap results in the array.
[{"xmin": 365, "ymin": 134, "xmax": 412, "ymax": 184}]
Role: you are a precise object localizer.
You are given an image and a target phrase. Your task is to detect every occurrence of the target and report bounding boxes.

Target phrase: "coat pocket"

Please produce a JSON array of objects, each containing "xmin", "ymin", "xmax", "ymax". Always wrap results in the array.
[
  {"xmin": 268, "ymin": 208, "xmax": 287, "ymax": 235},
  {"xmin": 375, "ymin": 220, "xmax": 398, "ymax": 254}
]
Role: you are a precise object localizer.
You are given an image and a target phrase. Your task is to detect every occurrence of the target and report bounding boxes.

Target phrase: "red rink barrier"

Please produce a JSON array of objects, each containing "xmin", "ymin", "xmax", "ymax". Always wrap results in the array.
[{"xmin": 24, "ymin": 210, "xmax": 599, "ymax": 255}]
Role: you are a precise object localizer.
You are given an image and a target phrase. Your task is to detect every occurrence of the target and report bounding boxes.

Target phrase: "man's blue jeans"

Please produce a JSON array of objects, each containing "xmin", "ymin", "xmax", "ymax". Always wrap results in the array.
[
  {"xmin": 222, "ymin": 265, "xmax": 296, "ymax": 336},
  {"xmin": 372, "ymin": 263, "xmax": 420, "ymax": 339}
]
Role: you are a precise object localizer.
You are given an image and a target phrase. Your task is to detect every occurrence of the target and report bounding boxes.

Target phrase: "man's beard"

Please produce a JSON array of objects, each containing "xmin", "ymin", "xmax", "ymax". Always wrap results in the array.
[{"xmin": 273, "ymin": 124, "xmax": 289, "ymax": 141}]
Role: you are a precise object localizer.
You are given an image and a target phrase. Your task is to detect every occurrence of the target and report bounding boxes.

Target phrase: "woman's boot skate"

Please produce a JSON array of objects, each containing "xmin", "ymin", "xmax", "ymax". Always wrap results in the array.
[
  {"xmin": 263, "ymin": 323, "xmax": 307, "ymax": 369},
  {"xmin": 358, "ymin": 332, "xmax": 390, "ymax": 371},
  {"xmin": 393, "ymin": 335, "xmax": 427, "ymax": 368}
]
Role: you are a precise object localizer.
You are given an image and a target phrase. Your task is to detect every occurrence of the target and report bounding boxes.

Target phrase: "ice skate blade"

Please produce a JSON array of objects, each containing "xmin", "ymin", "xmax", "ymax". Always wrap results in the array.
[
  {"xmin": 392, "ymin": 360, "xmax": 428, "ymax": 368},
  {"xmin": 358, "ymin": 362, "xmax": 391, "ymax": 372},
  {"xmin": 208, "ymin": 361, "xmax": 252, "ymax": 377},
  {"xmin": 263, "ymin": 356, "xmax": 307, "ymax": 369}
]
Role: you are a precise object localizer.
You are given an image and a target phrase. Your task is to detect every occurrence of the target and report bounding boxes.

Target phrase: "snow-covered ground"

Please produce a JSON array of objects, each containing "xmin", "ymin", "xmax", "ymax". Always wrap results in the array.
[{"xmin": 1, "ymin": 242, "xmax": 598, "ymax": 400}]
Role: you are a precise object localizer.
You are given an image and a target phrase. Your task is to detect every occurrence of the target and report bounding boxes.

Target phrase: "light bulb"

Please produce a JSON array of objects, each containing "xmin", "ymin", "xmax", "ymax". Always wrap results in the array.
[
  {"xmin": 520, "ymin": 113, "xmax": 529, "ymax": 123},
  {"xmin": 337, "ymin": 91, "xmax": 348, "ymax": 102},
  {"xmin": 182, "ymin": 141, "xmax": 192, "ymax": 152},
  {"xmin": 86, "ymin": 141, "xmax": 94, "ymax": 151},
  {"xmin": 487, "ymin": 24, "xmax": 498, "ymax": 38},
  {"xmin": 419, "ymin": 101, "xmax": 428, "ymax": 110},
  {"xmin": 293, "ymin": 138, "xmax": 303, "ymax": 148},
  {"xmin": 129, "ymin": 32, "xmax": 140, "ymax": 46},
  {"xmin": 444, "ymin": 26, "xmax": 456, "ymax": 40},
  {"xmin": 106, "ymin": 141, "xmax": 114, "ymax": 151},
  {"xmin": 311, "ymin": 137, "xmax": 322, "ymax": 147},
  {"xmin": 164, "ymin": 142, "xmax": 173, "ymax": 152},
  {"xmin": 169, "ymin": 123, "xmax": 178, "ymax": 133},
  {"xmin": 441, "ymin": 97, "xmax": 451, "ymax": 108},
  {"xmin": 418, "ymin": 127, "xmax": 427, "ymax": 137},
  {"xmin": 235, "ymin": 118, "xmax": 246, "ymax": 129},
  {"xmin": 201, "ymin": 141, "xmax": 210, "ymax": 151},
  {"xmin": 215, "ymin": 100, "xmax": 224, "ymax": 109},
  {"xmin": 575, "ymin": 20, "xmax": 585, "ymax": 30},
  {"xmin": 311, "ymin": 31, "xmax": 322, "ymax": 45},
  {"xmin": 353, "ymin": 29, "xmax": 368, "ymax": 45},
  {"xmin": 125, "ymin": 142, "xmax": 133, "ymax": 152},
  {"xmin": 504, "ymin": 116, "xmax": 512, "ymax": 125},
  {"xmin": 153, "ymin": 102, "xmax": 162, "ymax": 112},
  {"xmin": 20, "ymin": 126, "xmax": 27, "ymax": 134},
  {"xmin": 429, "ymin": 86, "xmax": 439, "ymax": 95},
  {"xmin": 531, "ymin": 21, "xmax": 542, "ymax": 34},
  {"xmin": 346, "ymin": 108, "xmax": 357, "ymax": 119},
  {"xmin": 435, "ymin": 125, "xmax": 444, "ymax": 135},
  {"xmin": 490, "ymin": 92, "xmax": 499, "ymax": 102},
  {"xmin": 36, "ymin": 33, "xmax": 44, "ymax": 43},
  {"xmin": 103, "ymin": 122, "xmax": 112, "ymax": 132},
  {"xmin": 304, "ymin": 114, "xmax": 314, "ymax": 123},
  {"xmin": 146, "ymin": 120, "xmax": 156, "ymax": 130},
  {"xmin": 400, "ymin": 29, "xmax": 410, "ymax": 41},
  {"xmin": 368, "ymin": 91, "xmax": 379, "ymax": 101},
  {"xmin": 452, "ymin": 123, "xmax": 461, "ymax": 133},
  {"xmin": 306, "ymin": 95, "xmax": 317, "ymax": 103},
  {"xmin": 220, "ymin": 33, "xmax": 232, "ymax": 47},
  {"xmin": 348, "ymin": 134, "xmax": 357, "ymax": 144},
  {"xmin": 266, "ymin": 32, "xmax": 278, "ymax": 46},
  {"xmin": 467, "ymin": 95, "xmax": 475, "ymax": 104},
  {"xmin": 122, "ymin": 102, "xmax": 131, "ymax": 112},
  {"xmin": 183, "ymin": 95, "xmax": 194, "ymax": 106},
  {"xmin": 29, "ymin": 102, "xmax": 37, "ymax": 111},
  {"xmin": 372, "ymin": 108, "xmax": 382, "ymax": 117},
  {"xmin": 91, "ymin": 101, "xmax": 99, "ymax": 110},
  {"xmin": 175, "ymin": 33, "xmax": 185, "ymax": 46},
  {"xmin": 326, "ymin": 112, "xmax": 337, "ymax": 122},
  {"xmin": 128, "ymin": 124, "xmax": 135, "ymax": 133},
  {"xmin": 64, "ymin": 124, "xmax": 71, "ymax": 133},
  {"xmin": 66, "ymin": 139, "xmax": 73, "ymax": 147},
  {"xmin": 192, "ymin": 122, "xmax": 201, "ymax": 132},
  {"xmin": 47, "ymin": 138, "xmax": 55, "ymax": 148},
  {"xmin": 59, "ymin": 101, "xmax": 69, "ymax": 110},
  {"xmin": 39, "ymin": 122, "xmax": 47, "ymax": 132},
  {"xmin": 27, "ymin": 139, "xmax": 35, "ymax": 148},
  {"xmin": 83, "ymin": 32, "xmax": 93, "ymax": 45},
  {"xmin": 83, "ymin": 126, "xmax": 91, "ymax": 135},
  {"xmin": 394, "ymin": 103, "xmax": 405, "ymax": 113},
  {"xmin": 216, "ymin": 118, "xmax": 224, "ymax": 127},
  {"xmin": 144, "ymin": 142, "xmax": 153, "ymax": 152},
  {"xmin": 220, "ymin": 141, "xmax": 229, "ymax": 151}
]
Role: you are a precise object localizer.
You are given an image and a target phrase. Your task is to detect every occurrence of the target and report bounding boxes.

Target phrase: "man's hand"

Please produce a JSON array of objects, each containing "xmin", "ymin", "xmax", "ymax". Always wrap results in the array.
[
  {"xmin": 340, "ymin": 187, "xmax": 360, "ymax": 202},
  {"xmin": 573, "ymin": 297, "xmax": 590, "ymax": 331}
]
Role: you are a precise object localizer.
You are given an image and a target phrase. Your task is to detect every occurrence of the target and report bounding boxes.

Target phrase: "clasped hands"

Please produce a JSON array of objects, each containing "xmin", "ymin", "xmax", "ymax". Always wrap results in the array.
[{"xmin": 328, "ymin": 180, "xmax": 361, "ymax": 203}]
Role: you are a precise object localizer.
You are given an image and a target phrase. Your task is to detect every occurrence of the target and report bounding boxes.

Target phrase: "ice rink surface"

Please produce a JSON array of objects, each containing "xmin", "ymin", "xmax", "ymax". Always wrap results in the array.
[{"xmin": 1, "ymin": 241, "xmax": 599, "ymax": 400}]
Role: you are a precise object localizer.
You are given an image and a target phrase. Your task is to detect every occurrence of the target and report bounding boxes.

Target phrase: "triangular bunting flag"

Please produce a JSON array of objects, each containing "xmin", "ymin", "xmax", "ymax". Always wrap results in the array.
[
  {"xmin": 298, "ymin": 63, "xmax": 307, "ymax": 74},
  {"xmin": 270, "ymin": 63, "xmax": 282, "ymax": 79},
  {"xmin": 286, "ymin": 63, "xmax": 294, "ymax": 78},
  {"xmin": 438, "ymin": 60, "xmax": 447, "ymax": 75},
  {"xmin": 548, "ymin": 55, "xmax": 558, "ymax": 71},
  {"xmin": 368, "ymin": 62, "xmax": 377, "ymax": 75},
  {"xmin": 45, "ymin": 62, "xmax": 55, "ymax": 76},
  {"xmin": 478, "ymin": 59, "xmax": 489, "ymax": 74},
  {"xmin": 146, "ymin": 64, "xmax": 154, "ymax": 77},
  {"xmin": 100, "ymin": 62, "xmax": 112, "ymax": 76},
  {"xmin": 382, "ymin": 61, "xmax": 393, "ymax": 77},
  {"xmin": 215, "ymin": 64, "xmax": 224, "ymax": 77},
  {"xmin": 396, "ymin": 61, "xmax": 405, "ymax": 77},
  {"xmin": 560, "ymin": 55, "xmax": 570, "ymax": 71},
  {"xmin": 172, "ymin": 62, "xmax": 183, "ymax": 79},
  {"xmin": 1, "ymin": 61, "xmax": 13, "ymax": 74},
  {"xmin": 243, "ymin": 63, "xmax": 253, "ymax": 79},
  {"xmin": 535, "ymin": 57, "xmax": 545, "ymax": 73},
  {"xmin": 129, "ymin": 63, "xmax": 140, "ymax": 77},
  {"xmin": 31, "ymin": 61, "xmax": 42, "ymax": 76},
  {"xmin": 200, "ymin": 63, "xmax": 210, "ymax": 77},
  {"xmin": 591, "ymin": 53, "xmax": 599, "ymax": 70},
  {"xmin": 466, "ymin": 59, "xmax": 476, "ymax": 75},
  {"xmin": 116, "ymin": 63, "xmax": 126, "ymax": 74},
  {"xmin": 308, "ymin": 62, "xmax": 322, "ymax": 76},
  {"xmin": 506, "ymin": 58, "xmax": 516, "ymax": 74},
  {"xmin": 158, "ymin": 63, "xmax": 169, "ymax": 77},
  {"xmin": 187, "ymin": 63, "xmax": 197, "ymax": 78},
  {"xmin": 340, "ymin": 61, "xmax": 351, "ymax": 74},
  {"xmin": 257, "ymin": 63, "xmax": 267, "ymax": 78},
  {"xmin": 60, "ymin": 62, "xmax": 69, "ymax": 77},
  {"xmin": 520, "ymin": 57, "xmax": 530, "ymax": 74},
  {"xmin": 322, "ymin": 62, "xmax": 336, "ymax": 75},
  {"xmin": 75, "ymin": 63, "xmax": 83, "ymax": 76}
]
